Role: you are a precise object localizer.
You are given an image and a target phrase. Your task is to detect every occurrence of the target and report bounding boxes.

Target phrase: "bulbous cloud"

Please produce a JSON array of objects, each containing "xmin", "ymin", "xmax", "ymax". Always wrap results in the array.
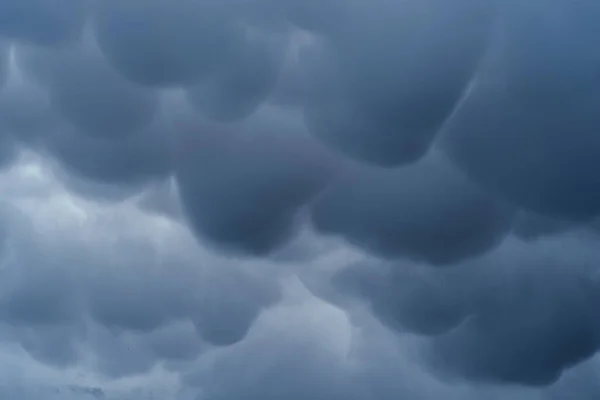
[
  {"xmin": 441, "ymin": 1, "xmax": 600, "ymax": 221},
  {"xmin": 512, "ymin": 212, "xmax": 575, "ymax": 241},
  {"xmin": 311, "ymin": 152, "xmax": 515, "ymax": 265},
  {"xmin": 0, "ymin": 0, "xmax": 87, "ymax": 46},
  {"xmin": 0, "ymin": 189, "xmax": 280, "ymax": 376},
  {"xmin": 335, "ymin": 237, "xmax": 600, "ymax": 386},
  {"xmin": 0, "ymin": 49, "xmax": 60, "ymax": 145},
  {"xmin": 173, "ymin": 104, "xmax": 339, "ymax": 256},
  {"xmin": 15, "ymin": 38, "xmax": 160, "ymax": 139},
  {"xmin": 0, "ymin": 42, "xmax": 15, "ymax": 167},
  {"xmin": 92, "ymin": 0, "xmax": 246, "ymax": 87},
  {"xmin": 301, "ymin": 0, "xmax": 494, "ymax": 167},
  {"xmin": 0, "ymin": 41, "xmax": 8, "ymax": 87},
  {"xmin": 39, "ymin": 120, "xmax": 172, "ymax": 200},
  {"xmin": 0, "ymin": 133, "xmax": 16, "ymax": 169},
  {"xmin": 186, "ymin": 28, "xmax": 289, "ymax": 122}
]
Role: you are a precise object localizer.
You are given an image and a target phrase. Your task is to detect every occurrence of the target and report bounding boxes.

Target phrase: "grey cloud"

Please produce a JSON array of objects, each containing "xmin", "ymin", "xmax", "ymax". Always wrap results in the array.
[
  {"xmin": 1, "ymin": 0, "xmax": 600, "ymax": 398},
  {"xmin": 15, "ymin": 38, "xmax": 160, "ymax": 139},
  {"xmin": 311, "ymin": 151, "xmax": 515, "ymax": 265},
  {"xmin": 185, "ymin": 30, "xmax": 288, "ymax": 122},
  {"xmin": 39, "ymin": 120, "xmax": 172, "ymax": 200},
  {"xmin": 335, "ymin": 237, "xmax": 600, "ymax": 386},
  {"xmin": 301, "ymin": 0, "xmax": 494, "ymax": 166},
  {"xmin": 0, "ymin": 199, "xmax": 279, "ymax": 376},
  {"xmin": 173, "ymin": 105, "xmax": 339, "ymax": 256},
  {"xmin": 0, "ymin": 45, "xmax": 58, "ymax": 167},
  {"xmin": 441, "ymin": 77, "xmax": 600, "ymax": 221},
  {"xmin": 0, "ymin": 135, "xmax": 16, "ymax": 169},
  {"xmin": 135, "ymin": 179, "xmax": 184, "ymax": 221},
  {"xmin": 441, "ymin": 2, "xmax": 600, "ymax": 221},
  {"xmin": 498, "ymin": 1, "xmax": 600, "ymax": 105},
  {"xmin": 185, "ymin": 290, "xmax": 532, "ymax": 400},
  {"xmin": 0, "ymin": 41, "xmax": 8, "ymax": 86},
  {"xmin": 276, "ymin": 0, "xmax": 349, "ymax": 34},
  {"xmin": 0, "ymin": 69, "xmax": 60, "ymax": 143},
  {"xmin": 92, "ymin": 0, "xmax": 245, "ymax": 87},
  {"xmin": 543, "ymin": 359, "xmax": 600, "ymax": 400},
  {"xmin": 512, "ymin": 212, "xmax": 576, "ymax": 241},
  {"xmin": 0, "ymin": 0, "xmax": 87, "ymax": 46},
  {"xmin": 8, "ymin": 324, "xmax": 82, "ymax": 368}
]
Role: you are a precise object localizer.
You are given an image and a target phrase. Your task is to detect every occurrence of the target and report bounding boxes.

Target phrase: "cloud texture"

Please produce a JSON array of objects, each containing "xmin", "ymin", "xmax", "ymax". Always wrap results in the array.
[{"xmin": 0, "ymin": 0, "xmax": 600, "ymax": 399}]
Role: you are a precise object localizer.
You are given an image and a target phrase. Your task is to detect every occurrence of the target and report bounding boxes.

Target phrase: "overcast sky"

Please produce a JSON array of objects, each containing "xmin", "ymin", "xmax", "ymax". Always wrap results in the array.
[{"xmin": 0, "ymin": 0, "xmax": 599, "ymax": 399}]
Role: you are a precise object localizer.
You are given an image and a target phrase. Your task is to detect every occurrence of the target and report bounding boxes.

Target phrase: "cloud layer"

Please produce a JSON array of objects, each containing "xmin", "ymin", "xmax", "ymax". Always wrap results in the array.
[{"xmin": 0, "ymin": 0, "xmax": 599, "ymax": 399}]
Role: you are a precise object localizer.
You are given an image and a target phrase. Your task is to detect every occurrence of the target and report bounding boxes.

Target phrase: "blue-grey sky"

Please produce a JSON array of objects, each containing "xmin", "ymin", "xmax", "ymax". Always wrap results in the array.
[{"xmin": 0, "ymin": 0, "xmax": 599, "ymax": 398}]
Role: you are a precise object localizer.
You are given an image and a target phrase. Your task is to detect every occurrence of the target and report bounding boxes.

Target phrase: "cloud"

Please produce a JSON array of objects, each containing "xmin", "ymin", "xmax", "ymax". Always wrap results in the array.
[
  {"xmin": 311, "ymin": 151, "xmax": 515, "ymax": 265},
  {"xmin": 0, "ymin": 1, "xmax": 600, "ymax": 399},
  {"xmin": 0, "ymin": 40, "xmax": 8, "ymax": 86},
  {"xmin": 172, "ymin": 104, "xmax": 339, "ymax": 255},
  {"xmin": 92, "ymin": 0, "xmax": 248, "ymax": 87},
  {"xmin": 441, "ymin": 1, "xmax": 600, "ymax": 221},
  {"xmin": 300, "ymin": 0, "xmax": 494, "ymax": 166},
  {"xmin": 185, "ymin": 29, "xmax": 289, "ymax": 122},
  {"xmin": 334, "ymin": 236, "xmax": 600, "ymax": 386},
  {"xmin": 15, "ymin": 37, "xmax": 160, "ymax": 139},
  {"xmin": 0, "ymin": 166, "xmax": 280, "ymax": 378},
  {"xmin": 39, "ymin": 120, "xmax": 172, "ymax": 200},
  {"xmin": 0, "ymin": 0, "xmax": 87, "ymax": 46}
]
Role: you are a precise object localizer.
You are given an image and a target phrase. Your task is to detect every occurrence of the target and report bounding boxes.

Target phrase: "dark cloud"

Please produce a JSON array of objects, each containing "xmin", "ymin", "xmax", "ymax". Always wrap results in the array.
[
  {"xmin": 335, "ymin": 237, "xmax": 600, "ymax": 386},
  {"xmin": 498, "ymin": 1, "xmax": 600, "ymax": 105},
  {"xmin": 441, "ymin": 2, "xmax": 600, "ymax": 221},
  {"xmin": 92, "ymin": 0, "xmax": 245, "ymax": 87},
  {"xmin": 512, "ymin": 212, "xmax": 575, "ymax": 241},
  {"xmin": 0, "ymin": 0, "xmax": 87, "ymax": 46},
  {"xmin": 276, "ymin": 0, "xmax": 349, "ymax": 34},
  {"xmin": 15, "ymin": 38, "xmax": 160, "ymax": 139},
  {"xmin": 185, "ymin": 30, "xmax": 288, "ymax": 122},
  {"xmin": 173, "ymin": 105, "xmax": 339, "ymax": 256},
  {"xmin": 135, "ymin": 178, "xmax": 184, "ymax": 220},
  {"xmin": 0, "ymin": 135, "xmax": 16, "ymax": 169},
  {"xmin": 0, "ymin": 199, "xmax": 279, "ymax": 376},
  {"xmin": 311, "ymin": 152, "xmax": 515, "ymax": 265},
  {"xmin": 0, "ymin": 41, "xmax": 8, "ymax": 86},
  {"xmin": 266, "ymin": 36, "xmax": 310, "ymax": 108},
  {"xmin": 39, "ymin": 119, "xmax": 172, "ymax": 200},
  {"xmin": 301, "ymin": 0, "xmax": 494, "ymax": 166},
  {"xmin": 1, "ymin": 0, "xmax": 600, "ymax": 398},
  {"xmin": 0, "ymin": 55, "xmax": 60, "ymax": 147}
]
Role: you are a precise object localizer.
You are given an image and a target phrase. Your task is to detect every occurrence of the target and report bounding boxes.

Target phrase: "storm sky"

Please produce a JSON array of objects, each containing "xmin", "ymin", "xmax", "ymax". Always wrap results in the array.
[{"xmin": 0, "ymin": 0, "xmax": 599, "ymax": 399}]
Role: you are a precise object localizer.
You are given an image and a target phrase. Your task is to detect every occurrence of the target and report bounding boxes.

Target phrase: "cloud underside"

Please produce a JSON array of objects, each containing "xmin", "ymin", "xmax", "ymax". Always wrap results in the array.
[{"xmin": 1, "ymin": 0, "xmax": 600, "ymax": 399}]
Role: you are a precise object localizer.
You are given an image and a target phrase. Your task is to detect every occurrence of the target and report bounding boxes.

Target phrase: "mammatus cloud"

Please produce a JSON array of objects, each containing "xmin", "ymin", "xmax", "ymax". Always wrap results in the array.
[
  {"xmin": 301, "ymin": 0, "xmax": 494, "ymax": 166},
  {"xmin": 0, "ymin": 0, "xmax": 87, "ymax": 46},
  {"xmin": 311, "ymin": 151, "xmax": 515, "ymax": 265},
  {"xmin": 172, "ymin": 104, "xmax": 338, "ymax": 255},
  {"xmin": 0, "ymin": 0, "xmax": 599, "ymax": 399},
  {"xmin": 333, "ymin": 236, "xmax": 600, "ymax": 386},
  {"xmin": 441, "ymin": 1, "xmax": 600, "ymax": 220}
]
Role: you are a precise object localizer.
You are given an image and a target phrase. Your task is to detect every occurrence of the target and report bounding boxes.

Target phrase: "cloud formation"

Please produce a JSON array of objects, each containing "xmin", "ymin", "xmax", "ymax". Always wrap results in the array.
[
  {"xmin": 311, "ymin": 151, "xmax": 515, "ymax": 265},
  {"xmin": 333, "ymin": 236, "xmax": 600, "ymax": 386},
  {"xmin": 0, "ymin": 0, "xmax": 599, "ymax": 399}
]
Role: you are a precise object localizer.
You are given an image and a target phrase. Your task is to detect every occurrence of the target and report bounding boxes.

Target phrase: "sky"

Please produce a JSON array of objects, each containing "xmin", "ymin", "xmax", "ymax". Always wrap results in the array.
[{"xmin": 0, "ymin": 0, "xmax": 599, "ymax": 399}]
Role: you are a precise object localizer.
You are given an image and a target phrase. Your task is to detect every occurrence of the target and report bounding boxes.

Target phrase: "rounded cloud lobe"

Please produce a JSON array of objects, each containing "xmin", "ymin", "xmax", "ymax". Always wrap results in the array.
[
  {"xmin": 441, "ymin": 1, "xmax": 600, "ymax": 220},
  {"xmin": 173, "ymin": 106, "xmax": 338, "ymax": 255},
  {"xmin": 334, "ymin": 237, "xmax": 600, "ymax": 386},
  {"xmin": 0, "ymin": 198, "xmax": 279, "ymax": 377},
  {"xmin": 0, "ymin": 0, "xmax": 87, "ymax": 46},
  {"xmin": 92, "ymin": 0, "xmax": 245, "ymax": 87},
  {"xmin": 0, "ymin": 1, "xmax": 600, "ymax": 399},
  {"xmin": 311, "ymin": 152, "xmax": 515, "ymax": 265},
  {"xmin": 15, "ymin": 39, "xmax": 160, "ymax": 139},
  {"xmin": 301, "ymin": 0, "xmax": 494, "ymax": 166}
]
